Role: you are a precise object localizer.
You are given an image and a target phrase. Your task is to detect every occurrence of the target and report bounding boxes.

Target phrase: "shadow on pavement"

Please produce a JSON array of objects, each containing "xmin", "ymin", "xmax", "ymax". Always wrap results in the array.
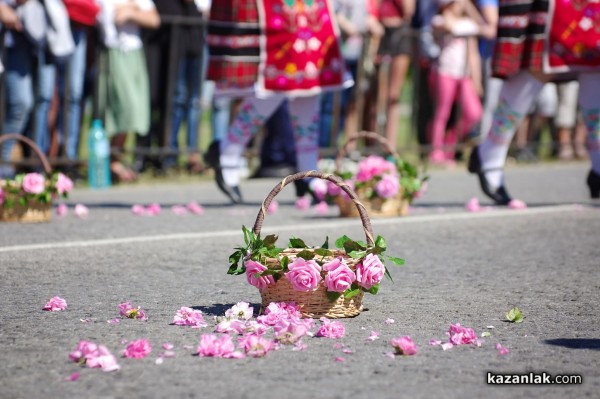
[{"xmin": 544, "ymin": 338, "xmax": 600, "ymax": 350}]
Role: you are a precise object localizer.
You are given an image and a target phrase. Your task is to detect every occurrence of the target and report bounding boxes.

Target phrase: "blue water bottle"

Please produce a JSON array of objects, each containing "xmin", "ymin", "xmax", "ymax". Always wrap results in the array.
[{"xmin": 88, "ymin": 119, "xmax": 111, "ymax": 189}]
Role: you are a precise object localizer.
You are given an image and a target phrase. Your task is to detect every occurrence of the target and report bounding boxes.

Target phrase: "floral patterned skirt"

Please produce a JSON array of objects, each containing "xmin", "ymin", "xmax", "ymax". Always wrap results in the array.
[{"xmin": 207, "ymin": 0, "xmax": 346, "ymax": 97}]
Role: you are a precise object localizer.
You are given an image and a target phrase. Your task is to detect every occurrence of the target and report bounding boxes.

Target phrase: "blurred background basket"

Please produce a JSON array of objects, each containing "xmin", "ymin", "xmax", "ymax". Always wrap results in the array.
[
  {"xmin": 0, "ymin": 134, "xmax": 53, "ymax": 223},
  {"xmin": 253, "ymin": 171, "xmax": 376, "ymax": 318},
  {"xmin": 335, "ymin": 131, "xmax": 409, "ymax": 218}
]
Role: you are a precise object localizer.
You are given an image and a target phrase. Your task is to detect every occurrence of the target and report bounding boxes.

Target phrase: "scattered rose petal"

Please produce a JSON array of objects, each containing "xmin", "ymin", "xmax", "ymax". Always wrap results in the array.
[
  {"xmin": 183, "ymin": 345, "xmax": 194, "ymax": 350},
  {"xmin": 118, "ymin": 302, "xmax": 147, "ymax": 320},
  {"xmin": 508, "ymin": 199, "xmax": 527, "ymax": 209},
  {"xmin": 334, "ymin": 357, "xmax": 345, "ymax": 362},
  {"xmin": 155, "ymin": 357, "xmax": 164, "ymax": 365},
  {"xmin": 267, "ymin": 200, "xmax": 278, "ymax": 214},
  {"xmin": 295, "ymin": 196, "xmax": 311, "ymax": 211},
  {"xmin": 56, "ymin": 204, "xmax": 68, "ymax": 217},
  {"xmin": 173, "ymin": 307, "xmax": 207, "ymax": 328},
  {"xmin": 186, "ymin": 202, "xmax": 204, "ymax": 215},
  {"xmin": 292, "ymin": 340, "xmax": 308, "ymax": 351},
  {"xmin": 197, "ymin": 334, "xmax": 245, "ymax": 358},
  {"xmin": 448, "ymin": 323, "xmax": 478, "ymax": 345},
  {"xmin": 43, "ymin": 296, "xmax": 68, "ymax": 311},
  {"xmin": 238, "ymin": 334, "xmax": 275, "ymax": 358},
  {"xmin": 107, "ymin": 318, "xmax": 121, "ymax": 324},
  {"xmin": 367, "ymin": 331, "xmax": 380, "ymax": 341},
  {"xmin": 120, "ymin": 339, "xmax": 128, "ymax": 345},
  {"xmin": 429, "ymin": 339, "xmax": 442, "ymax": 346},
  {"xmin": 316, "ymin": 318, "xmax": 345, "ymax": 339},
  {"xmin": 74, "ymin": 204, "xmax": 89, "ymax": 218},
  {"xmin": 123, "ymin": 339, "xmax": 152, "ymax": 359},
  {"xmin": 162, "ymin": 350, "xmax": 176, "ymax": 358},
  {"xmin": 465, "ymin": 197, "xmax": 481, "ymax": 212},
  {"xmin": 162, "ymin": 343, "xmax": 174, "ymax": 350},
  {"xmin": 496, "ymin": 343, "xmax": 509, "ymax": 355},
  {"xmin": 385, "ymin": 352, "xmax": 396, "ymax": 359},
  {"xmin": 146, "ymin": 203, "xmax": 162, "ymax": 216},
  {"xmin": 333, "ymin": 343, "xmax": 343, "ymax": 349},
  {"xmin": 342, "ymin": 348, "xmax": 354, "ymax": 354},
  {"xmin": 171, "ymin": 205, "xmax": 187, "ymax": 215},
  {"xmin": 385, "ymin": 318, "xmax": 395, "ymax": 325},
  {"xmin": 131, "ymin": 204, "xmax": 146, "ymax": 216},
  {"xmin": 66, "ymin": 372, "xmax": 80, "ymax": 382},
  {"xmin": 390, "ymin": 336, "xmax": 418, "ymax": 356},
  {"xmin": 69, "ymin": 341, "xmax": 120, "ymax": 372},
  {"xmin": 79, "ymin": 318, "xmax": 92, "ymax": 323},
  {"xmin": 441, "ymin": 342, "xmax": 453, "ymax": 351},
  {"xmin": 314, "ymin": 201, "xmax": 329, "ymax": 215}
]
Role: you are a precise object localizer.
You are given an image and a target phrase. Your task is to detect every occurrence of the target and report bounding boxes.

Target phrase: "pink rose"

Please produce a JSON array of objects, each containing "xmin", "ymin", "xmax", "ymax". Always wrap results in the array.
[
  {"xmin": 327, "ymin": 181, "xmax": 341, "ymax": 197},
  {"xmin": 69, "ymin": 341, "xmax": 120, "ymax": 372},
  {"xmin": 245, "ymin": 260, "xmax": 275, "ymax": 289},
  {"xmin": 309, "ymin": 179, "xmax": 328, "ymax": 201},
  {"xmin": 323, "ymin": 257, "xmax": 355, "ymax": 293},
  {"xmin": 295, "ymin": 196, "xmax": 311, "ymax": 211},
  {"xmin": 55, "ymin": 173, "xmax": 73, "ymax": 195},
  {"xmin": 43, "ymin": 296, "xmax": 67, "ymax": 311},
  {"xmin": 390, "ymin": 336, "xmax": 418, "ymax": 355},
  {"xmin": 273, "ymin": 317, "xmax": 314, "ymax": 344},
  {"xmin": 237, "ymin": 334, "xmax": 275, "ymax": 358},
  {"xmin": 0, "ymin": 187, "xmax": 4, "ymax": 205},
  {"xmin": 173, "ymin": 306, "xmax": 207, "ymax": 328},
  {"xmin": 447, "ymin": 323, "xmax": 477, "ymax": 345},
  {"xmin": 375, "ymin": 174, "xmax": 400, "ymax": 198},
  {"xmin": 314, "ymin": 201, "xmax": 329, "ymax": 215},
  {"xmin": 197, "ymin": 334, "xmax": 244, "ymax": 358},
  {"xmin": 285, "ymin": 258, "xmax": 322, "ymax": 292},
  {"xmin": 316, "ymin": 318, "xmax": 346, "ymax": 338},
  {"xmin": 22, "ymin": 173, "xmax": 46, "ymax": 194},
  {"xmin": 215, "ymin": 319, "xmax": 247, "ymax": 334},
  {"xmin": 356, "ymin": 156, "xmax": 396, "ymax": 182},
  {"xmin": 118, "ymin": 302, "xmax": 147, "ymax": 320},
  {"xmin": 257, "ymin": 302, "xmax": 301, "ymax": 326},
  {"xmin": 56, "ymin": 203, "xmax": 68, "ymax": 216},
  {"xmin": 123, "ymin": 339, "xmax": 152, "ymax": 358},
  {"xmin": 355, "ymin": 254, "xmax": 385, "ymax": 289}
]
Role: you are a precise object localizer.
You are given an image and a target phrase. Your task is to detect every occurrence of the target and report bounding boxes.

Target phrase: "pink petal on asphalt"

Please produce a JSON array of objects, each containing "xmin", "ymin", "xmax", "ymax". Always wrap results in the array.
[
  {"xmin": 385, "ymin": 318, "xmax": 395, "ymax": 325},
  {"xmin": 429, "ymin": 339, "xmax": 442, "ymax": 346},
  {"xmin": 295, "ymin": 196, "xmax": 310, "ymax": 211},
  {"xmin": 496, "ymin": 343, "xmax": 509, "ymax": 355},
  {"xmin": 465, "ymin": 197, "xmax": 481, "ymax": 212},
  {"xmin": 441, "ymin": 342, "xmax": 453, "ymax": 351},
  {"xmin": 56, "ymin": 204, "xmax": 68, "ymax": 216},
  {"xmin": 74, "ymin": 204, "xmax": 89, "ymax": 218},
  {"xmin": 508, "ymin": 199, "xmax": 527, "ymax": 210},
  {"xmin": 333, "ymin": 343, "xmax": 343, "ymax": 349},
  {"xmin": 155, "ymin": 357, "xmax": 164, "ymax": 365},
  {"xmin": 131, "ymin": 204, "xmax": 146, "ymax": 216},
  {"xmin": 367, "ymin": 331, "xmax": 380, "ymax": 341},
  {"xmin": 171, "ymin": 205, "xmax": 188, "ymax": 215},
  {"xmin": 162, "ymin": 343, "xmax": 174, "ymax": 350},
  {"xmin": 67, "ymin": 372, "xmax": 80, "ymax": 382},
  {"xmin": 186, "ymin": 202, "xmax": 204, "ymax": 215},
  {"xmin": 334, "ymin": 357, "xmax": 345, "ymax": 362},
  {"xmin": 107, "ymin": 318, "xmax": 121, "ymax": 324},
  {"xmin": 146, "ymin": 203, "xmax": 162, "ymax": 216},
  {"xmin": 314, "ymin": 201, "xmax": 329, "ymax": 215},
  {"xmin": 267, "ymin": 200, "xmax": 278, "ymax": 214},
  {"xmin": 385, "ymin": 352, "xmax": 396, "ymax": 359},
  {"xmin": 342, "ymin": 348, "xmax": 354, "ymax": 354}
]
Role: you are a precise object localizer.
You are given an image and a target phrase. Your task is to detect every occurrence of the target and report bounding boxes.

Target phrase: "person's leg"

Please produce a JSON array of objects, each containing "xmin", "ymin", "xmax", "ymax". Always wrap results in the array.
[
  {"xmin": 34, "ymin": 50, "xmax": 56, "ymax": 155},
  {"xmin": 578, "ymin": 72, "xmax": 600, "ymax": 198},
  {"xmin": 185, "ymin": 54, "xmax": 202, "ymax": 158},
  {"xmin": 2, "ymin": 38, "xmax": 35, "ymax": 177},
  {"xmin": 555, "ymin": 81, "xmax": 579, "ymax": 161},
  {"xmin": 206, "ymin": 94, "xmax": 284, "ymax": 202},
  {"xmin": 168, "ymin": 57, "xmax": 188, "ymax": 168},
  {"xmin": 385, "ymin": 54, "xmax": 410, "ymax": 148},
  {"xmin": 259, "ymin": 100, "xmax": 296, "ymax": 176},
  {"xmin": 429, "ymin": 72, "xmax": 459, "ymax": 163},
  {"xmin": 211, "ymin": 95, "xmax": 231, "ymax": 141},
  {"xmin": 470, "ymin": 70, "xmax": 545, "ymax": 204},
  {"xmin": 288, "ymin": 95, "xmax": 321, "ymax": 173},
  {"xmin": 63, "ymin": 28, "xmax": 87, "ymax": 160}
]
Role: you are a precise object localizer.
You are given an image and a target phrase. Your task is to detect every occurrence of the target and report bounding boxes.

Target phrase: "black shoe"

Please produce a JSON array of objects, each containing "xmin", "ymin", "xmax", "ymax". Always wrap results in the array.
[
  {"xmin": 587, "ymin": 170, "xmax": 600, "ymax": 199},
  {"xmin": 204, "ymin": 141, "xmax": 243, "ymax": 204},
  {"xmin": 468, "ymin": 146, "xmax": 513, "ymax": 206}
]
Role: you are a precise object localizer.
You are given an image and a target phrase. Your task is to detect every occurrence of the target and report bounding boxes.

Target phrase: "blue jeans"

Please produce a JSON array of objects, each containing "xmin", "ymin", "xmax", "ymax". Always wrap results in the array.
[
  {"xmin": 58, "ymin": 28, "xmax": 87, "ymax": 160},
  {"xmin": 34, "ymin": 50, "xmax": 55, "ymax": 155},
  {"xmin": 211, "ymin": 95, "xmax": 231, "ymax": 141},
  {"xmin": 170, "ymin": 54, "xmax": 202, "ymax": 153},
  {"xmin": 319, "ymin": 60, "xmax": 357, "ymax": 147},
  {"xmin": 1, "ymin": 34, "xmax": 34, "ymax": 177},
  {"xmin": 261, "ymin": 101, "xmax": 296, "ymax": 168}
]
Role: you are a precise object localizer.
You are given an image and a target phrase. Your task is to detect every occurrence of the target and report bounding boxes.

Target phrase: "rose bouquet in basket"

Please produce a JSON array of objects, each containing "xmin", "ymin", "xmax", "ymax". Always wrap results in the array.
[{"xmin": 226, "ymin": 171, "xmax": 405, "ymax": 319}]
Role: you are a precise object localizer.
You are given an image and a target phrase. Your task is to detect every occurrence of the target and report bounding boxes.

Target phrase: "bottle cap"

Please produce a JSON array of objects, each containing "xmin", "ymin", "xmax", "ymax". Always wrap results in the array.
[{"xmin": 91, "ymin": 119, "xmax": 103, "ymax": 129}]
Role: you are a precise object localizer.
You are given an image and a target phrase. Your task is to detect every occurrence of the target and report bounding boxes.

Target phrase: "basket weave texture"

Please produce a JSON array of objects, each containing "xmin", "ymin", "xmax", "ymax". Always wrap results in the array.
[
  {"xmin": 253, "ymin": 171, "xmax": 375, "ymax": 319},
  {"xmin": 335, "ymin": 131, "xmax": 409, "ymax": 218},
  {"xmin": 0, "ymin": 134, "xmax": 53, "ymax": 223}
]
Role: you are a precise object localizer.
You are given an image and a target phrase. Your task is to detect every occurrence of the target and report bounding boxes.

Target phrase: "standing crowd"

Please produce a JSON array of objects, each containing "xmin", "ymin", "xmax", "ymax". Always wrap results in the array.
[{"xmin": 0, "ymin": 0, "xmax": 598, "ymax": 203}]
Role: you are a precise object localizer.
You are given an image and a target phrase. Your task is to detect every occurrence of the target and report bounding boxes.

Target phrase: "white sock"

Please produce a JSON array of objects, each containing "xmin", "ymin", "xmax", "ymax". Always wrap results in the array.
[
  {"xmin": 219, "ymin": 95, "xmax": 284, "ymax": 186},
  {"xmin": 479, "ymin": 71, "xmax": 544, "ymax": 188},
  {"xmin": 578, "ymin": 73, "xmax": 600, "ymax": 175}
]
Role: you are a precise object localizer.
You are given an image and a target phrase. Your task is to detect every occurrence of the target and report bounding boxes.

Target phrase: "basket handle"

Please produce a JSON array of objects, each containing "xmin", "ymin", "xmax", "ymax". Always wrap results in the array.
[
  {"xmin": 0, "ymin": 133, "xmax": 52, "ymax": 174},
  {"xmin": 253, "ymin": 170, "xmax": 375, "ymax": 246},
  {"xmin": 335, "ymin": 130, "xmax": 398, "ymax": 173}
]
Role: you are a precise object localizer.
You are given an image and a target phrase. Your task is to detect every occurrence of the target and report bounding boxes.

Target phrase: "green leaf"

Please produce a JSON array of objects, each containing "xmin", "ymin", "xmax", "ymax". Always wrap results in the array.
[
  {"xmin": 321, "ymin": 236, "xmax": 329, "ymax": 250},
  {"xmin": 264, "ymin": 247, "xmax": 283, "ymax": 258},
  {"xmin": 43, "ymin": 192, "xmax": 52, "ymax": 203},
  {"xmin": 505, "ymin": 307, "xmax": 524, "ymax": 323},
  {"xmin": 263, "ymin": 234, "xmax": 279, "ymax": 248},
  {"xmin": 384, "ymin": 267, "xmax": 394, "ymax": 283},
  {"xmin": 386, "ymin": 256, "xmax": 405, "ymax": 266},
  {"xmin": 227, "ymin": 263, "xmax": 245, "ymax": 275},
  {"xmin": 295, "ymin": 250, "xmax": 315, "ymax": 260},
  {"xmin": 18, "ymin": 197, "xmax": 27, "ymax": 207},
  {"xmin": 375, "ymin": 236, "xmax": 387, "ymax": 251},
  {"xmin": 242, "ymin": 226, "xmax": 254, "ymax": 245},
  {"xmin": 5, "ymin": 198, "xmax": 15, "ymax": 209},
  {"xmin": 344, "ymin": 287, "xmax": 362, "ymax": 299},
  {"xmin": 280, "ymin": 256, "xmax": 290, "ymax": 271},
  {"xmin": 343, "ymin": 239, "xmax": 365, "ymax": 254},
  {"xmin": 365, "ymin": 283, "xmax": 380, "ymax": 295},
  {"xmin": 348, "ymin": 250, "xmax": 367, "ymax": 259},
  {"xmin": 335, "ymin": 235, "xmax": 351, "ymax": 249},
  {"xmin": 314, "ymin": 248, "xmax": 333, "ymax": 257},
  {"xmin": 260, "ymin": 270, "xmax": 282, "ymax": 277},
  {"xmin": 288, "ymin": 237, "xmax": 308, "ymax": 248},
  {"xmin": 326, "ymin": 291, "xmax": 343, "ymax": 303}
]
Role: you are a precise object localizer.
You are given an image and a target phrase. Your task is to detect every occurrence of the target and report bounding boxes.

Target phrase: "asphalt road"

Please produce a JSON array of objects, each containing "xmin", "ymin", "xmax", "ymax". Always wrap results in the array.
[{"xmin": 1, "ymin": 162, "xmax": 598, "ymax": 399}]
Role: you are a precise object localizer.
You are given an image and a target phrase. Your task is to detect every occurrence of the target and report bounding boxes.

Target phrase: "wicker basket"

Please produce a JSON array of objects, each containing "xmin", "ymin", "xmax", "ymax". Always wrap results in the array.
[
  {"xmin": 335, "ymin": 131, "xmax": 410, "ymax": 218},
  {"xmin": 253, "ymin": 171, "xmax": 376, "ymax": 319},
  {"xmin": 0, "ymin": 134, "xmax": 53, "ymax": 223}
]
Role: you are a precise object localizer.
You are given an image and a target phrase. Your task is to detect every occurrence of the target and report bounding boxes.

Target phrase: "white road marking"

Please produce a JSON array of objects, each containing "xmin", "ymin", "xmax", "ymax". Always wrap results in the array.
[{"xmin": 0, "ymin": 204, "xmax": 586, "ymax": 253}]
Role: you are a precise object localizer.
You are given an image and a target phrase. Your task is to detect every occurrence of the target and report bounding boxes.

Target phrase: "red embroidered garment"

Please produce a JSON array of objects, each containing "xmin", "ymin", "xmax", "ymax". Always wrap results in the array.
[
  {"xmin": 208, "ymin": 0, "xmax": 345, "ymax": 96},
  {"xmin": 545, "ymin": 0, "xmax": 600, "ymax": 73}
]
